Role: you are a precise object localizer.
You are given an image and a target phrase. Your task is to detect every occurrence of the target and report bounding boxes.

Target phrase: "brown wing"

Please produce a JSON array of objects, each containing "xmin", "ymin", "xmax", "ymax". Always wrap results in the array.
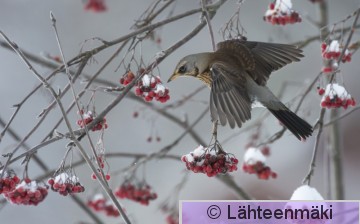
[
  {"xmin": 216, "ymin": 40, "xmax": 303, "ymax": 85},
  {"xmin": 210, "ymin": 63, "xmax": 251, "ymax": 128}
]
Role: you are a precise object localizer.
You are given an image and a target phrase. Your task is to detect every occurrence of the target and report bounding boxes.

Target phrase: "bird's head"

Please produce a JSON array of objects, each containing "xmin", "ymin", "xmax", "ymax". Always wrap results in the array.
[{"xmin": 168, "ymin": 53, "xmax": 211, "ymax": 83}]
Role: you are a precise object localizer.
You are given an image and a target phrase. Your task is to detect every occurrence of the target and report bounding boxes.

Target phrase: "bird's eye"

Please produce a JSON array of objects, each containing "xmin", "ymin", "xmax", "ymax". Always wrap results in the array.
[{"xmin": 178, "ymin": 65, "xmax": 186, "ymax": 73}]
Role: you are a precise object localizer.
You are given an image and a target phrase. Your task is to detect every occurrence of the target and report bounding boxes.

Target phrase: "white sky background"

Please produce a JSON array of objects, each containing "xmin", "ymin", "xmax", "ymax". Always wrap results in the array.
[{"xmin": 0, "ymin": 0, "xmax": 360, "ymax": 223}]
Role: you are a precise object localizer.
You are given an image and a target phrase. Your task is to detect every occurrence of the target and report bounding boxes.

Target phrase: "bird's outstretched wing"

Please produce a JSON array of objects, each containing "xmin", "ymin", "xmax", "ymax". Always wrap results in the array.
[
  {"xmin": 216, "ymin": 40, "xmax": 303, "ymax": 85},
  {"xmin": 210, "ymin": 63, "xmax": 251, "ymax": 128}
]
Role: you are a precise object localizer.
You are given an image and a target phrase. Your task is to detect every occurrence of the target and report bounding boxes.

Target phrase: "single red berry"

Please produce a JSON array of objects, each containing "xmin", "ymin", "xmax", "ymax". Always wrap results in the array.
[
  {"xmin": 269, "ymin": 3, "xmax": 275, "ymax": 10},
  {"xmin": 24, "ymin": 178, "xmax": 31, "ymax": 184},
  {"xmin": 318, "ymin": 88, "xmax": 325, "ymax": 95},
  {"xmin": 147, "ymin": 137, "xmax": 152, "ymax": 142},
  {"xmin": 133, "ymin": 111, "xmax": 139, "ymax": 118}
]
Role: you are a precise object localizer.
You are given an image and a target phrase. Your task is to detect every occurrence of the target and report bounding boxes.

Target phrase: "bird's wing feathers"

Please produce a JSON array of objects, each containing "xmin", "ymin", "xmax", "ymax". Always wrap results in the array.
[
  {"xmin": 217, "ymin": 40, "xmax": 303, "ymax": 85},
  {"xmin": 210, "ymin": 63, "xmax": 251, "ymax": 128}
]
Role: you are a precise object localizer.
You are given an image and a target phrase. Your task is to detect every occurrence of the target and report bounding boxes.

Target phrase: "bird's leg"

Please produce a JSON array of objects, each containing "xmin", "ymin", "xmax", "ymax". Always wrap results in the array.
[
  {"xmin": 212, "ymin": 120, "xmax": 218, "ymax": 138},
  {"xmin": 210, "ymin": 120, "xmax": 220, "ymax": 152}
]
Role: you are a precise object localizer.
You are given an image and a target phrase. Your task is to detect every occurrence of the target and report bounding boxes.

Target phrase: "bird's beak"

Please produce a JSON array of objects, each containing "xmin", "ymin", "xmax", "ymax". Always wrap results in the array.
[{"xmin": 167, "ymin": 72, "xmax": 179, "ymax": 83}]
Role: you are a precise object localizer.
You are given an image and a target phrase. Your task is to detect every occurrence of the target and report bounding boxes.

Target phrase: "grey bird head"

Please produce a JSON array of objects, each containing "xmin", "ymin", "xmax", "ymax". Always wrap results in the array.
[{"xmin": 167, "ymin": 53, "xmax": 211, "ymax": 83}]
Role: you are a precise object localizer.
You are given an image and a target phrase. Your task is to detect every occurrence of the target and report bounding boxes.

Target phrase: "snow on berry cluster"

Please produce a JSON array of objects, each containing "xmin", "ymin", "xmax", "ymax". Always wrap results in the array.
[
  {"xmin": 263, "ymin": 0, "xmax": 302, "ymax": 25},
  {"xmin": 286, "ymin": 185, "xmax": 326, "ymax": 224},
  {"xmin": 87, "ymin": 193, "xmax": 123, "ymax": 217},
  {"xmin": 181, "ymin": 144, "xmax": 238, "ymax": 177},
  {"xmin": 84, "ymin": 0, "xmax": 106, "ymax": 12},
  {"xmin": 119, "ymin": 71, "xmax": 135, "ymax": 86},
  {"xmin": 321, "ymin": 40, "xmax": 352, "ymax": 73},
  {"xmin": 290, "ymin": 185, "xmax": 324, "ymax": 200},
  {"xmin": 4, "ymin": 178, "xmax": 48, "ymax": 206},
  {"xmin": 48, "ymin": 172, "xmax": 85, "ymax": 196},
  {"xmin": 242, "ymin": 147, "xmax": 277, "ymax": 180},
  {"xmin": 320, "ymin": 83, "xmax": 356, "ymax": 109},
  {"xmin": 115, "ymin": 180, "xmax": 157, "ymax": 205},
  {"xmin": 135, "ymin": 74, "xmax": 170, "ymax": 103},
  {"xmin": 0, "ymin": 169, "xmax": 20, "ymax": 195},
  {"xmin": 77, "ymin": 110, "xmax": 108, "ymax": 131}
]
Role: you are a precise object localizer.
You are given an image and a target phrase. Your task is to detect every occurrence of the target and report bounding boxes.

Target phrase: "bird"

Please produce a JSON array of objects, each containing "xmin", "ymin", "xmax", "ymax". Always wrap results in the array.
[{"xmin": 167, "ymin": 39, "xmax": 313, "ymax": 140}]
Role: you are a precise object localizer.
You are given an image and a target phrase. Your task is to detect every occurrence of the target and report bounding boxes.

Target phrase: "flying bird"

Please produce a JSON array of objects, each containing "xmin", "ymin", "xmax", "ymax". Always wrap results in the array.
[{"xmin": 168, "ymin": 39, "xmax": 313, "ymax": 140}]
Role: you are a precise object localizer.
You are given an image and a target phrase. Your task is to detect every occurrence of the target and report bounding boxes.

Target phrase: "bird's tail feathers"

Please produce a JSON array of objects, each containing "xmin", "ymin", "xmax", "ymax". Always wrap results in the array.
[{"xmin": 267, "ymin": 106, "xmax": 313, "ymax": 141}]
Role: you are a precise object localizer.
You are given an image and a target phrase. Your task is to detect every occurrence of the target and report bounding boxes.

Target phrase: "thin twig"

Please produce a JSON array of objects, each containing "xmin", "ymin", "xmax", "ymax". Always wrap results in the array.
[
  {"xmin": 120, "ymin": 107, "xmax": 208, "ymax": 173},
  {"xmin": 324, "ymin": 105, "xmax": 360, "ymax": 127},
  {"xmin": 201, "ymin": 0, "xmax": 216, "ymax": 50},
  {"xmin": 303, "ymin": 108, "xmax": 326, "ymax": 185}
]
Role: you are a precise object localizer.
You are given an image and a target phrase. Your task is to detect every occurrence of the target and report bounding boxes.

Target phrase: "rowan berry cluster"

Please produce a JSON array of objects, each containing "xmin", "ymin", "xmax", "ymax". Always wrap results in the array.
[
  {"xmin": 165, "ymin": 213, "xmax": 179, "ymax": 224},
  {"xmin": 91, "ymin": 155, "xmax": 111, "ymax": 181},
  {"xmin": 320, "ymin": 83, "xmax": 356, "ymax": 109},
  {"xmin": 264, "ymin": 0, "xmax": 302, "ymax": 25},
  {"xmin": 181, "ymin": 144, "xmax": 238, "ymax": 177},
  {"xmin": 161, "ymin": 203, "xmax": 179, "ymax": 224},
  {"xmin": 115, "ymin": 181, "xmax": 157, "ymax": 205},
  {"xmin": 119, "ymin": 71, "xmax": 135, "ymax": 86},
  {"xmin": 4, "ymin": 179, "xmax": 48, "ymax": 206},
  {"xmin": 242, "ymin": 147, "xmax": 277, "ymax": 180},
  {"xmin": 321, "ymin": 40, "xmax": 352, "ymax": 73},
  {"xmin": 87, "ymin": 194, "xmax": 122, "ymax": 217},
  {"xmin": 84, "ymin": 0, "xmax": 106, "ymax": 12},
  {"xmin": 135, "ymin": 74, "xmax": 170, "ymax": 103},
  {"xmin": 77, "ymin": 110, "xmax": 108, "ymax": 131},
  {"xmin": 0, "ymin": 169, "xmax": 20, "ymax": 194},
  {"xmin": 48, "ymin": 172, "xmax": 85, "ymax": 196}
]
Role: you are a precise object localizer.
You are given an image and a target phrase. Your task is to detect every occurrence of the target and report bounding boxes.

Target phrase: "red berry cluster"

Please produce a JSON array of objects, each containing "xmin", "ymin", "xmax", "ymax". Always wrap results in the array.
[
  {"xmin": 91, "ymin": 155, "xmax": 111, "ymax": 181},
  {"xmin": 321, "ymin": 42, "xmax": 352, "ymax": 62},
  {"xmin": 4, "ymin": 179, "xmax": 48, "ymax": 206},
  {"xmin": 165, "ymin": 213, "xmax": 179, "ymax": 224},
  {"xmin": 87, "ymin": 194, "xmax": 106, "ymax": 212},
  {"xmin": 115, "ymin": 181, "xmax": 157, "ymax": 205},
  {"xmin": 320, "ymin": 84, "xmax": 356, "ymax": 109},
  {"xmin": 321, "ymin": 41, "xmax": 352, "ymax": 73},
  {"xmin": 242, "ymin": 147, "xmax": 277, "ymax": 180},
  {"xmin": 84, "ymin": 0, "xmax": 106, "ymax": 12},
  {"xmin": 120, "ymin": 71, "xmax": 135, "ymax": 86},
  {"xmin": 91, "ymin": 172, "xmax": 111, "ymax": 181},
  {"xmin": 321, "ymin": 95, "xmax": 356, "ymax": 109},
  {"xmin": 135, "ymin": 74, "xmax": 170, "ymax": 103},
  {"xmin": 161, "ymin": 204, "xmax": 179, "ymax": 224},
  {"xmin": 0, "ymin": 170, "xmax": 20, "ymax": 194},
  {"xmin": 264, "ymin": 2, "xmax": 302, "ymax": 25},
  {"xmin": 77, "ymin": 110, "xmax": 108, "ymax": 131},
  {"xmin": 87, "ymin": 194, "xmax": 122, "ymax": 217},
  {"xmin": 48, "ymin": 172, "xmax": 85, "ymax": 196},
  {"xmin": 261, "ymin": 146, "xmax": 271, "ymax": 156},
  {"xmin": 242, "ymin": 161, "xmax": 277, "ymax": 180},
  {"xmin": 181, "ymin": 145, "xmax": 238, "ymax": 177}
]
